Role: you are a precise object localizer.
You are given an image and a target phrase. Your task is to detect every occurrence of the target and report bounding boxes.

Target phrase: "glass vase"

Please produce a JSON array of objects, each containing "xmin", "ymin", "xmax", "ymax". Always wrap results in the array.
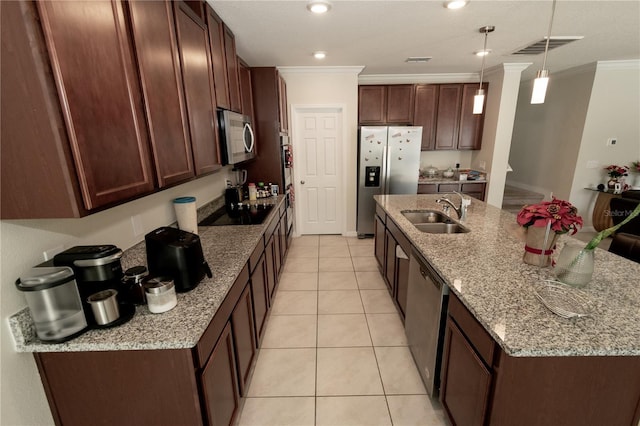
[{"xmin": 554, "ymin": 243, "xmax": 594, "ymax": 288}]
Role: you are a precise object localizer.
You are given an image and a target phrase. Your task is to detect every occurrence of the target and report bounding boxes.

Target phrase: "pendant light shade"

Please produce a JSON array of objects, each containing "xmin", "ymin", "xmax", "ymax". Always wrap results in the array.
[
  {"xmin": 473, "ymin": 26, "xmax": 494, "ymax": 115},
  {"xmin": 531, "ymin": 0, "xmax": 557, "ymax": 104}
]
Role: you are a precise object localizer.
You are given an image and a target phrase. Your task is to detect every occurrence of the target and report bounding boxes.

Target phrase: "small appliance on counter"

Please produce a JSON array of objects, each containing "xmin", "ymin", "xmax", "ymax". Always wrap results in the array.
[
  {"xmin": 53, "ymin": 245, "xmax": 134, "ymax": 327},
  {"xmin": 145, "ymin": 227, "xmax": 212, "ymax": 292},
  {"xmin": 15, "ymin": 266, "xmax": 88, "ymax": 342}
]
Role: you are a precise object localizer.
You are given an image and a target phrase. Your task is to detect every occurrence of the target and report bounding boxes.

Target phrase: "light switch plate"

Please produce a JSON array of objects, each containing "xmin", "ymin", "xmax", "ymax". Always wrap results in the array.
[
  {"xmin": 606, "ymin": 138, "xmax": 617, "ymax": 146},
  {"xmin": 131, "ymin": 215, "xmax": 144, "ymax": 237},
  {"xmin": 586, "ymin": 160, "xmax": 599, "ymax": 169}
]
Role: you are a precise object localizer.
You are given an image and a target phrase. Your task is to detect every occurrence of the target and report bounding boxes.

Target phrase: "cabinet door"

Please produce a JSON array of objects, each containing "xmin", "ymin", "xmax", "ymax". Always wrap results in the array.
[
  {"xmin": 359, "ymin": 86, "xmax": 387, "ymax": 124},
  {"xmin": 37, "ymin": 1, "xmax": 155, "ymax": 210},
  {"xmin": 224, "ymin": 25, "xmax": 242, "ymax": 113},
  {"xmin": 250, "ymin": 254, "xmax": 269, "ymax": 345},
  {"xmin": 174, "ymin": 2, "xmax": 222, "ymax": 175},
  {"xmin": 128, "ymin": 1, "xmax": 195, "ymax": 187},
  {"xmin": 384, "ymin": 229, "xmax": 397, "ymax": 295},
  {"xmin": 274, "ymin": 221, "xmax": 282, "ymax": 277},
  {"xmin": 278, "ymin": 73, "xmax": 289, "ymax": 133},
  {"xmin": 414, "ymin": 84, "xmax": 439, "ymax": 150},
  {"xmin": 231, "ymin": 282, "xmax": 257, "ymax": 396},
  {"xmin": 205, "ymin": 6, "xmax": 230, "ymax": 110},
  {"xmin": 200, "ymin": 322, "xmax": 240, "ymax": 426},
  {"xmin": 440, "ymin": 318, "xmax": 492, "ymax": 426},
  {"xmin": 265, "ymin": 235, "xmax": 276, "ymax": 301},
  {"xmin": 238, "ymin": 59, "xmax": 255, "ymax": 124},
  {"xmin": 458, "ymin": 83, "xmax": 487, "ymax": 150},
  {"xmin": 374, "ymin": 215, "xmax": 386, "ymax": 270},
  {"xmin": 279, "ymin": 213, "xmax": 288, "ymax": 262},
  {"xmin": 386, "ymin": 85, "xmax": 414, "ymax": 124},
  {"xmin": 435, "ymin": 84, "xmax": 463, "ymax": 150}
]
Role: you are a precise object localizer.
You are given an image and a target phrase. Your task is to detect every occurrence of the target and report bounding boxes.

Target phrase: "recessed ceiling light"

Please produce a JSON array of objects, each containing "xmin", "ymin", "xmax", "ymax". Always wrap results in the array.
[
  {"xmin": 443, "ymin": 0, "xmax": 469, "ymax": 9},
  {"xmin": 313, "ymin": 51, "xmax": 327, "ymax": 59},
  {"xmin": 475, "ymin": 49, "xmax": 491, "ymax": 57},
  {"xmin": 307, "ymin": 1, "xmax": 331, "ymax": 14}
]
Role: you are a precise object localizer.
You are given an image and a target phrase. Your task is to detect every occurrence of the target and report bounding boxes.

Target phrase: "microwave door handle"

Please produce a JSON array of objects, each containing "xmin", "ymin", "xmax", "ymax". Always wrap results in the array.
[{"xmin": 244, "ymin": 123, "xmax": 255, "ymax": 153}]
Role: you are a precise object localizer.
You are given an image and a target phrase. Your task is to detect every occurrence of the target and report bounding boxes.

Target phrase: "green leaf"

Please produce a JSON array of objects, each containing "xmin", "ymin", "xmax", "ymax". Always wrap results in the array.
[{"xmin": 584, "ymin": 203, "xmax": 640, "ymax": 250}]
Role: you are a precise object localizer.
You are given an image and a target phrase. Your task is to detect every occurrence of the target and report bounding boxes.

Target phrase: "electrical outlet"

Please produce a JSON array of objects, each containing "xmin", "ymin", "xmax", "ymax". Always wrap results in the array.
[
  {"xmin": 478, "ymin": 160, "xmax": 486, "ymax": 171},
  {"xmin": 586, "ymin": 160, "xmax": 599, "ymax": 169},
  {"xmin": 225, "ymin": 179, "xmax": 232, "ymax": 187},
  {"xmin": 606, "ymin": 138, "xmax": 617, "ymax": 146},
  {"xmin": 43, "ymin": 245, "xmax": 64, "ymax": 261},
  {"xmin": 131, "ymin": 215, "xmax": 144, "ymax": 237}
]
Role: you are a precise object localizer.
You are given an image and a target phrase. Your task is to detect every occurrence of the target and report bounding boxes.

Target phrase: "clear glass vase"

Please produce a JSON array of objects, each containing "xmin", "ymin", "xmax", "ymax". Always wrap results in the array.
[{"xmin": 554, "ymin": 243, "xmax": 594, "ymax": 288}]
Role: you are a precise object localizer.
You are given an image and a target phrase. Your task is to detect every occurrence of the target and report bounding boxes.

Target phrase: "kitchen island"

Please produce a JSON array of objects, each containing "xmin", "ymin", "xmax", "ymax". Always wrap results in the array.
[
  {"xmin": 9, "ymin": 196, "xmax": 290, "ymax": 426},
  {"xmin": 375, "ymin": 194, "xmax": 640, "ymax": 426}
]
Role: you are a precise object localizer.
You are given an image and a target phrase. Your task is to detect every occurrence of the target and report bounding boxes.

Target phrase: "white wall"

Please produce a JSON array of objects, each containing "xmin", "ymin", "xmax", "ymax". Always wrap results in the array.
[
  {"xmin": 508, "ymin": 60, "xmax": 640, "ymax": 228},
  {"xmin": 472, "ymin": 63, "xmax": 531, "ymax": 208},
  {"xmin": 0, "ymin": 169, "xmax": 232, "ymax": 425},
  {"xmin": 508, "ymin": 64, "xmax": 597, "ymax": 199},
  {"xmin": 569, "ymin": 61, "xmax": 640, "ymax": 227},
  {"xmin": 278, "ymin": 67, "xmax": 362, "ymax": 235}
]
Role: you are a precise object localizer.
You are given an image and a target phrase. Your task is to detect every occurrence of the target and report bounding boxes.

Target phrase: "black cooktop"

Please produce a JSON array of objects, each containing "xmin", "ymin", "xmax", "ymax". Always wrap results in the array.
[{"xmin": 199, "ymin": 204, "xmax": 274, "ymax": 226}]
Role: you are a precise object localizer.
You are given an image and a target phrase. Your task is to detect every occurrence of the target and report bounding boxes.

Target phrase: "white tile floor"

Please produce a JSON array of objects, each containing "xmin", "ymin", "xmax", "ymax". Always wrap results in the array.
[{"xmin": 237, "ymin": 235, "xmax": 447, "ymax": 426}]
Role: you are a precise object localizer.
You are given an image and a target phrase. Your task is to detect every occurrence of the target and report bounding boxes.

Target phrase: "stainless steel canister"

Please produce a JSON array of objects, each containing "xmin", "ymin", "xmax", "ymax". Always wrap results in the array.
[{"xmin": 87, "ymin": 289, "xmax": 120, "ymax": 325}]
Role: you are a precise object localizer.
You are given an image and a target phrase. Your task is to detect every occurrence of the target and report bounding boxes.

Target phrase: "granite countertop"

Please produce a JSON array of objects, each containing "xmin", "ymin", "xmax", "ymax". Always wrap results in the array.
[
  {"xmin": 375, "ymin": 194, "xmax": 640, "ymax": 357},
  {"xmin": 9, "ymin": 196, "xmax": 286, "ymax": 353},
  {"xmin": 418, "ymin": 177, "xmax": 487, "ymax": 184}
]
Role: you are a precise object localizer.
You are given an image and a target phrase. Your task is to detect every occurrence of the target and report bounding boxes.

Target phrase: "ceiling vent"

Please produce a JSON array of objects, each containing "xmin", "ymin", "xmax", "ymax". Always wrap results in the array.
[
  {"xmin": 405, "ymin": 57, "xmax": 432, "ymax": 63},
  {"xmin": 512, "ymin": 36, "xmax": 583, "ymax": 55}
]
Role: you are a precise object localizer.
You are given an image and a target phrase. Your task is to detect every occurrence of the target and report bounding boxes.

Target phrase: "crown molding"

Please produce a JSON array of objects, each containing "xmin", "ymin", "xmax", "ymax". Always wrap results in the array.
[
  {"xmin": 358, "ymin": 73, "xmax": 478, "ymax": 84},
  {"xmin": 277, "ymin": 66, "xmax": 365, "ymax": 74},
  {"xmin": 596, "ymin": 59, "xmax": 640, "ymax": 70}
]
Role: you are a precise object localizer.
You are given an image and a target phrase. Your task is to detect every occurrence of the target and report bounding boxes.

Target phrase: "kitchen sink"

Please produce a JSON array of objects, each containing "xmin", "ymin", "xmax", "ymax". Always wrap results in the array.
[
  {"xmin": 401, "ymin": 210, "xmax": 469, "ymax": 234},
  {"xmin": 413, "ymin": 222, "xmax": 469, "ymax": 234},
  {"xmin": 401, "ymin": 210, "xmax": 449, "ymax": 224}
]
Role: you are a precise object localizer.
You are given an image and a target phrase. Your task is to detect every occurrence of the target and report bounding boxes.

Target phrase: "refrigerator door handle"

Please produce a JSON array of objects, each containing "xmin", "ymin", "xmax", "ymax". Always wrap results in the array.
[{"xmin": 382, "ymin": 144, "xmax": 390, "ymax": 194}]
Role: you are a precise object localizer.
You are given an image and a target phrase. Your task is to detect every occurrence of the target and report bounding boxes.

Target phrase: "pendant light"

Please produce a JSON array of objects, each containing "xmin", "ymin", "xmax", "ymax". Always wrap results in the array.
[
  {"xmin": 473, "ymin": 26, "xmax": 494, "ymax": 115},
  {"xmin": 531, "ymin": 0, "xmax": 557, "ymax": 104}
]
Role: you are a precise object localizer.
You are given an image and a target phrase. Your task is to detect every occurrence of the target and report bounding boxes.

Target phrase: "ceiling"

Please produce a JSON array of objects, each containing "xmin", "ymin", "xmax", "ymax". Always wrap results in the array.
[{"xmin": 208, "ymin": 0, "xmax": 640, "ymax": 81}]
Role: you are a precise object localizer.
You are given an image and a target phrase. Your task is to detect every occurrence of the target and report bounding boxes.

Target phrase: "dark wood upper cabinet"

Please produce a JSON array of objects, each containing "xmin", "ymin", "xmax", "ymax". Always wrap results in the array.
[
  {"xmin": 224, "ymin": 26, "xmax": 242, "ymax": 113},
  {"xmin": 414, "ymin": 84, "xmax": 439, "ymax": 150},
  {"xmin": 238, "ymin": 59, "xmax": 255, "ymax": 124},
  {"xmin": 278, "ymin": 73, "xmax": 289, "ymax": 133},
  {"xmin": 386, "ymin": 85, "xmax": 414, "ymax": 123},
  {"xmin": 434, "ymin": 84, "xmax": 463, "ymax": 150},
  {"xmin": 128, "ymin": 0, "xmax": 195, "ymax": 187},
  {"xmin": 205, "ymin": 6, "xmax": 230, "ymax": 110},
  {"xmin": 36, "ymin": 0, "xmax": 156, "ymax": 211},
  {"xmin": 173, "ymin": 1, "xmax": 222, "ymax": 176},
  {"xmin": 458, "ymin": 83, "xmax": 487, "ymax": 150},
  {"xmin": 359, "ymin": 85, "xmax": 387, "ymax": 124},
  {"xmin": 359, "ymin": 85, "xmax": 414, "ymax": 124}
]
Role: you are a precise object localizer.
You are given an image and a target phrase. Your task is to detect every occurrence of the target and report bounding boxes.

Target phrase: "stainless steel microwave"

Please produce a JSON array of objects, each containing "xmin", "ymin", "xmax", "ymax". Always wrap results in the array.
[{"xmin": 218, "ymin": 110, "xmax": 255, "ymax": 165}]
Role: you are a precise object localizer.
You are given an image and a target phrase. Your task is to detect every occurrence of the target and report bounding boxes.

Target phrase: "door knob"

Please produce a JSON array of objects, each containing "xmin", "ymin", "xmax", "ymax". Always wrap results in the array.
[{"xmin": 300, "ymin": 180, "xmax": 305, "ymax": 184}]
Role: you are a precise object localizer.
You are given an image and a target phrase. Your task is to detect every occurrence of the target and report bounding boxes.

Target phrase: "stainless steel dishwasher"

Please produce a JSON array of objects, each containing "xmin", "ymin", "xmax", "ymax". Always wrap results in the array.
[{"xmin": 405, "ymin": 248, "xmax": 449, "ymax": 397}]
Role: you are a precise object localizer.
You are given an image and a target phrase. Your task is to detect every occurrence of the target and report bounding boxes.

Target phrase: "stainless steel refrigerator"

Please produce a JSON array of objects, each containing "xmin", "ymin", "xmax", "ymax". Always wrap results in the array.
[{"xmin": 357, "ymin": 126, "xmax": 422, "ymax": 237}]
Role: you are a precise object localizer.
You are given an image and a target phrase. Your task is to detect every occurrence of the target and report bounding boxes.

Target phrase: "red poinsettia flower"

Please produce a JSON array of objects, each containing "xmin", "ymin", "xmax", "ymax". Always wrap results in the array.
[{"xmin": 517, "ymin": 197, "xmax": 583, "ymax": 235}]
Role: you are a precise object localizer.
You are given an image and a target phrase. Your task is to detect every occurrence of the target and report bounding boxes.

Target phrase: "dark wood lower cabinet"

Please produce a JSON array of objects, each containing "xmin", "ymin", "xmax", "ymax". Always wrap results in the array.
[
  {"xmin": 441, "ymin": 293, "xmax": 640, "ymax": 426},
  {"xmin": 200, "ymin": 322, "xmax": 240, "ymax": 426},
  {"xmin": 374, "ymin": 214, "xmax": 385, "ymax": 270},
  {"xmin": 34, "ymin": 349, "xmax": 203, "ymax": 426},
  {"xmin": 231, "ymin": 283, "xmax": 256, "ymax": 396},
  {"xmin": 251, "ymin": 253, "xmax": 269, "ymax": 345},
  {"xmin": 384, "ymin": 229, "xmax": 396, "ymax": 294},
  {"xmin": 440, "ymin": 318, "xmax": 492, "ymax": 426},
  {"xmin": 265, "ymin": 235, "xmax": 276, "ymax": 300}
]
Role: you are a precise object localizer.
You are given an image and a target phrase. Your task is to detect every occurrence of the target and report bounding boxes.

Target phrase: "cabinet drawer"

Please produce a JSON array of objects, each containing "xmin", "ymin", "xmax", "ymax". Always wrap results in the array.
[
  {"xmin": 195, "ymin": 263, "xmax": 249, "ymax": 368},
  {"xmin": 448, "ymin": 293, "xmax": 496, "ymax": 366},
  {"xmin": 249, "ymin": 238, "xmax": 265, "ymax": 273},
  {"xmin": 461, "ymin": 183, "xmax": 485, "ymax": 192},
  {"xmin": 387, "ymin": 217, "xmax": 410, "ymax": 254},
  {"xmin": 375, "ymin": 203, "xmax": 386, "ymax": 223},
  {"xmin": 465, "ymin": 192, "xmax": 484, "ymax": 201},
  {"xmin": 438, "ymin": 183, "xmax": 460, "ymax": 193},
  {"xmin": 418, "ymin": 184, "xmax": 437, "ymax": 194}
]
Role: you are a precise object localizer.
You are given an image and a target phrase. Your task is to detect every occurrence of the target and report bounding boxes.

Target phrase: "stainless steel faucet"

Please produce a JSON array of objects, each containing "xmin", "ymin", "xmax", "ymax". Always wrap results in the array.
[{"xmin": 436, "ymin": 191, "xmax": 471, "ymax": 221}]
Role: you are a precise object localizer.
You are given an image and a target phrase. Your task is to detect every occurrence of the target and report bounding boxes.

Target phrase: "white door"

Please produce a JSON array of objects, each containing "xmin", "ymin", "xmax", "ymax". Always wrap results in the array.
[{"xmin": 295, "ymin": 109, "xmax": 343, "ymax": 234}]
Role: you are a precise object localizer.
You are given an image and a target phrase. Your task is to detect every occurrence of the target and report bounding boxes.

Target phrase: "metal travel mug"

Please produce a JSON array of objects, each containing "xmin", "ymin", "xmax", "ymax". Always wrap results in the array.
[{"xmin": 87, "ymin": 289, "xmax": 120, "ymax": 325}]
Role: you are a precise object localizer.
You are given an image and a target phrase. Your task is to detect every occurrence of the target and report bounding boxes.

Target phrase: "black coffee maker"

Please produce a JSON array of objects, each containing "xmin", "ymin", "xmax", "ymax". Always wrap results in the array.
[{"xmin": 53, "ymin": 245, "xmax": 125, "ymax": 325}]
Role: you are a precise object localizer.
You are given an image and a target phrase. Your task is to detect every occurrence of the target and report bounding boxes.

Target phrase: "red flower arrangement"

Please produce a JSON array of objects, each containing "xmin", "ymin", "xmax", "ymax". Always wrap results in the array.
[
  {"xmin": 631, "ymin": 161, "xmax": 640, "ymax": 173},
  {"xmin": 604, "ymin": 165, "xmax": 629, "ymax": 178},
  {"xmin": 517, "ymin": 197, "xmax": 583, "ymax": 235}
]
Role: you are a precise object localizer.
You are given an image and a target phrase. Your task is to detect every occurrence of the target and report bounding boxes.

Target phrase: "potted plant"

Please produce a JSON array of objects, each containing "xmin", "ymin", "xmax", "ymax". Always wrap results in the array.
[
  {"xmin": 517, "ymin": 198, "xmax": 583, "ymax": 266},
  {"xmin": 604, "ymin": 164, "xmax": 629, "ymax": 190}
]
